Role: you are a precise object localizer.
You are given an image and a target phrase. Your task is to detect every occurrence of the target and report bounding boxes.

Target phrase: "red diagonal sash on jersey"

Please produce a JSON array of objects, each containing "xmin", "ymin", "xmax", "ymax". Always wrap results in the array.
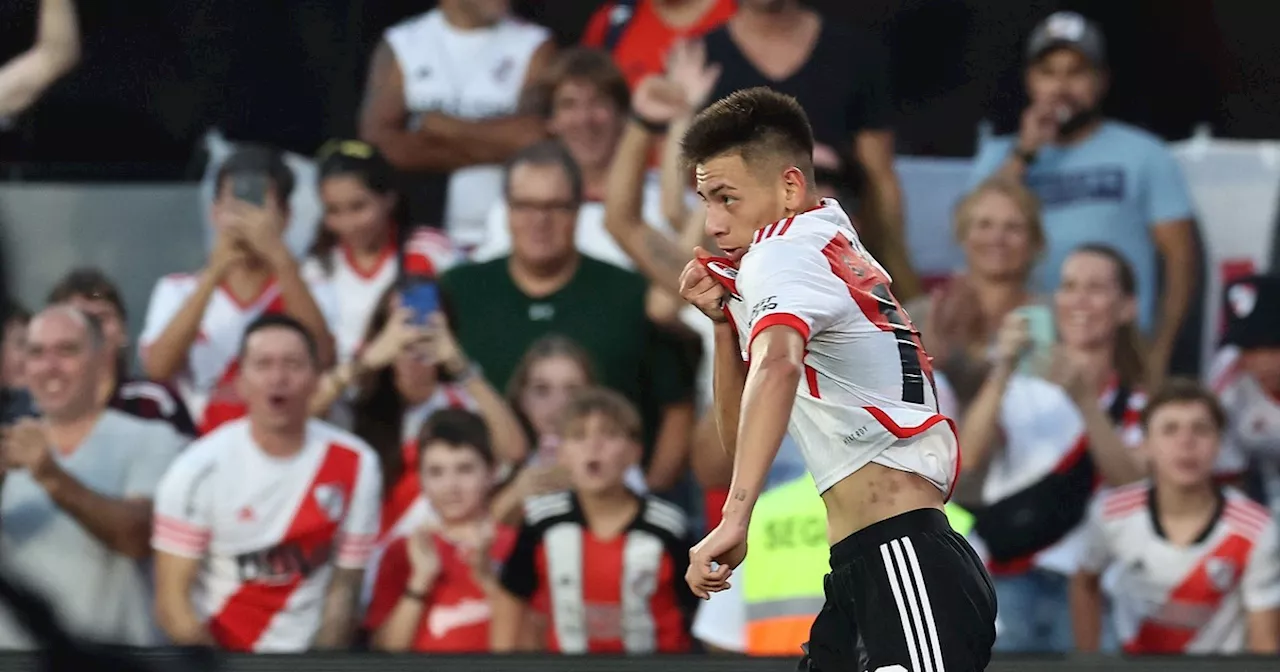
[
  {"xmin": 1125, "ymin": 534, "xmax": 1252, "ymax": 654},
  {"xmin": 208, "ymin": 443, "xmax": 360, "ymax": 651},
  {"xmin": 199, "ymin": 290, "xmax": 287, "ymax": 435}
]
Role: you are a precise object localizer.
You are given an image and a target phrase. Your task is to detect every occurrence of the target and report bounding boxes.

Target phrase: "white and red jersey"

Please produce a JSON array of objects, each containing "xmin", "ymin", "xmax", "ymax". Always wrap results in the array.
[
  {"xmin": 1210, "ymin": 346, "xmax": 1280, "ymax": 510},
  {"xmin": 152, "ymin": 418, "xmax": 383, "ymax": 652},
  {"xmin": 713, "ymin": 199, "xmax": 955, "ymax": 495},
  {"xmin": 381, "ymin": 385, "xmax": 477, "ymax": 542},
  {"xmin": 1079, "ymin": 483, "xmax": 1280, "ymax": 654},
  {"xmin": 138, "ymin": 273, "xmax": 340, "ymax": 434},
  {"xmin": 301, "ymin": 229, "xmax": 464, "ymax": 364}
]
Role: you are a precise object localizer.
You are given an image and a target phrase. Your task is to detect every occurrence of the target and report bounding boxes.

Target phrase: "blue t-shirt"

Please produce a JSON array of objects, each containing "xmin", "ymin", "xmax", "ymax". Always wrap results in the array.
[{"xmin": 969, "ymin": 121, "xmax": 1194, "ymax": 331}]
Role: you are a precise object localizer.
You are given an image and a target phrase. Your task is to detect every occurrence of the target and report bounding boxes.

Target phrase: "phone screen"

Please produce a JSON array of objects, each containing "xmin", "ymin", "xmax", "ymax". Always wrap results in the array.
[
  {"xmin": 232, "ymin": 172, "xmax": 269, "ymax": 207},
  {"xmin": 1014, "ymin": 305, "xmax": 1056, "ymax": 376},
  {"xmin": 401, "ymin": 281, "xmax": 440, "ymax": 325}
]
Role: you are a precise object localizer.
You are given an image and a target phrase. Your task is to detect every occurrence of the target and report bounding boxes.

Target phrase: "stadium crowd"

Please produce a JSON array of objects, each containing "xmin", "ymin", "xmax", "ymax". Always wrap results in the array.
[{"xmin": 1, "ymin": 0, "xmax": 1280, "ymax": 662}]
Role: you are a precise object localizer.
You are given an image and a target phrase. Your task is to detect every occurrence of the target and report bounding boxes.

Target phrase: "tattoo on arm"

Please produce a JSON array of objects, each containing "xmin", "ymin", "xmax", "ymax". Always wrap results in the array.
[
  {"xmin": 732, "ymin": 489, "xmax": 748, "ymax": 502},
  {"xmin": 640, "ymin": 227, "xmax": 690, "ymax": 291}
]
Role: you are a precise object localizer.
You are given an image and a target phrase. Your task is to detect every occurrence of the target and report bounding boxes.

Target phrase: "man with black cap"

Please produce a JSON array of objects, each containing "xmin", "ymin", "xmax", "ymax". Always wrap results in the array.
[
  {"xmin": 1210, "ymin": 274, "xmax": 1280, "ymax": 513},
  {"xmin": 970, "ymin": 11, "xmax": 1199, "ymax": 383}
]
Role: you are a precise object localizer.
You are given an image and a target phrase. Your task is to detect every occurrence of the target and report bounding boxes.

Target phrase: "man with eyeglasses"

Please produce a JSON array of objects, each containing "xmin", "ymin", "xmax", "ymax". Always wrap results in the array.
[{"xmin": 439, "ymin": 139, "xmax": 696, "ymax": 497}]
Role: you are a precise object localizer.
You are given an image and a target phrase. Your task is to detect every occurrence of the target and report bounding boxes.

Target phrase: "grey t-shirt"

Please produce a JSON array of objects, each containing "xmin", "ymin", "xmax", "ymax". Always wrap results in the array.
[{"xmin": 0, "ymin": 410, "xmax": 185, "ymax": 648}]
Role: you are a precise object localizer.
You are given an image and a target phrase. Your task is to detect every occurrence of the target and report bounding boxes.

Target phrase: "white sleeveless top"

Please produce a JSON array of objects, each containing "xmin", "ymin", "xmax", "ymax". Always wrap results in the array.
[{"xmin": 384, "ymin": 10, "xmax": 549, "ymax": 250}]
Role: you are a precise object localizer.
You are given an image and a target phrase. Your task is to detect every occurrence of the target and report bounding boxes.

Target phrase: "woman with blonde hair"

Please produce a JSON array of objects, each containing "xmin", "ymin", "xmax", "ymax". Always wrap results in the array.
[{"xmin": 909, "ymin": 177, "xmax": 1047, "ymax": 406}]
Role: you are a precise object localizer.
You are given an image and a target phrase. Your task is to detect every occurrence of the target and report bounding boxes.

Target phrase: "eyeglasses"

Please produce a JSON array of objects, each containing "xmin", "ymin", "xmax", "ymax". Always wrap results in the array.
[
  {"xmin": 316, "ymin": 139, "xmax": 376, "ymax": 162},
  {"xmin": 508, "ymin": 199, "xmax": 578, "ymax": 216}
]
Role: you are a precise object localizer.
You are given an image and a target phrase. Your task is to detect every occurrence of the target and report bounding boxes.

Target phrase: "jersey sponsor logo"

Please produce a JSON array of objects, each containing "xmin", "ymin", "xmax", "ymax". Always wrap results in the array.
[
  {"xmin": 749, "ymin": 296, "xmax": 778, "ymax": 323},
  {"xmin": 529, "ymin": 303, "xmax": 555, "ymax": 321},
  {"xmin": 234, "ymin": 541, "xmax": 333, "ymax": 585},
  {"xmin": 1025, "ymin": 166, "xmax": 1126, "ymax": 207},
  {"xmin": 313, "ymin": 483, "xmax": 348, "ymax": 522},
  {"xmin": 427, "ymin": 598, "xmax": 492, "ymax": 638}
]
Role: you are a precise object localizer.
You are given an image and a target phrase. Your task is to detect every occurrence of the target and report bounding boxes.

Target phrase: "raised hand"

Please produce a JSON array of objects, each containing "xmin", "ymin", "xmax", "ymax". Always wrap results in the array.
[
  {"xmin": 359, "ymin": 306, "xmax": 427, "ymax": 371},
  {"xmin": 632, "ymin": 75, "xmax": 692, "ymax": 127},
  {"xmin": 666, "ymin": 39, "xmax": 721, "ymax": 112}
]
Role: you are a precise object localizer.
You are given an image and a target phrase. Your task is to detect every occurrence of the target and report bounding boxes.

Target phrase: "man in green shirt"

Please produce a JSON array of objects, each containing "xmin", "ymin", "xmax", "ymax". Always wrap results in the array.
[{"xmin": 439, "ymin": 140, "xmax": 694, "ymax": 492}]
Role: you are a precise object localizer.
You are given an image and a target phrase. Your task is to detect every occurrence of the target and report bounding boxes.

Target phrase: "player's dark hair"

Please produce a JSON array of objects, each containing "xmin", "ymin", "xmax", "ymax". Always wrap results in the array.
[
  {"xmin": 559, "ymin": 386, "xmax": 642, "ymax": 443},
  {"xmin": 215, "ymin": 145, "xmax": 296, "ymax": 204},
  {"xmin": 503, "ymin": 139, "xmax": 584, "ymax": 207},
  {"xmin": 681, "ymin": 87, "xmax": 815, "ymax": 180},
  {"xmin": 238, "ymin": 313, "xmax": 319, "ymax": 365},
  {"xmin": 418, "ymin": 408, "xmax": 496, "ymax": 468},
  {"xmin": 1067, "ymin": 243, "xmax": 1146, "ymax": 389},
  {"xmin": 1140, "ymin": 377, "xmax": 1226, "ymax": 432}
]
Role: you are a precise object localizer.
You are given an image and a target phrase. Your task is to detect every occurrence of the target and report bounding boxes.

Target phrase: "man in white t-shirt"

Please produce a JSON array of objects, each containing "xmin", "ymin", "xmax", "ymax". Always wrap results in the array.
[
  {"xmin": 152, "ymin": 315, "xmax": 382, "ymax": 652},
  {"xmin": 1072, "ymin": 378, "xmax": 1280, "ymax": 654},
  {"xmin": 139, "ymin": 146, "xmax": 339, "ymax": 435},
  {"xmin": 358, "ymin": 0, "xmax": 554, "ymax": 246},
  {"xmin": 0, "ymin": 307, "xmax": 185, "ymax": 648}
]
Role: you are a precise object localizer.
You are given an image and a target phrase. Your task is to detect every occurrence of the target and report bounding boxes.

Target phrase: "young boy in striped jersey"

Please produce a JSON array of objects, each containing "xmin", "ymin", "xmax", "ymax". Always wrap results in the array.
[{"xmin": 490, "ymin": 387, "xmax": 696, "ymax": 653}]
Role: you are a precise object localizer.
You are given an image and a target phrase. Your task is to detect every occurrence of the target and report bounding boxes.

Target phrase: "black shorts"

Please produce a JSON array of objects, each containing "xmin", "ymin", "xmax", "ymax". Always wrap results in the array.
[{"xmin": 799, "ymin": 508, "xmax": 997, "ymax": 672}]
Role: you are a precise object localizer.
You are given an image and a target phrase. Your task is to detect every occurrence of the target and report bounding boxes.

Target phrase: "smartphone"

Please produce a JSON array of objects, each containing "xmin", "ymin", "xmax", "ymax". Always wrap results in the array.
[
  {"xmin": 401, "ymin": 280, "xmax": 440, "ymax": 325},
  {"xmin": 232, "ymin": 172, "xmax": 270, "ymax": 207},
  {"xmin": 1014, "ymin": 304, "xmax": 1056, "ymax": 376}
]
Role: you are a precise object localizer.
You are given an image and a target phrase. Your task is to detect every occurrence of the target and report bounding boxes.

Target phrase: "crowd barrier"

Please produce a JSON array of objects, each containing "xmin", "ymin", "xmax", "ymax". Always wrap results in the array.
[{"xmin": 0, "ymin": 651, "xmax": 1268, "ymax": 672}]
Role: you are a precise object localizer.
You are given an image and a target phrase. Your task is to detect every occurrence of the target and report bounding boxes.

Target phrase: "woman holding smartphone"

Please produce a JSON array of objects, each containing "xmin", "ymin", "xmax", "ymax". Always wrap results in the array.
[
  {"xmin": 955, "ymin": 244, "xmax": 1149, "ymax": 653},
  {"xmin": 311, "ymin": 287, "xmax": 528, "ymax": 542},
  {"xmin": 303, "ymin": 140, "xmax": 463, "ymax": 364}
]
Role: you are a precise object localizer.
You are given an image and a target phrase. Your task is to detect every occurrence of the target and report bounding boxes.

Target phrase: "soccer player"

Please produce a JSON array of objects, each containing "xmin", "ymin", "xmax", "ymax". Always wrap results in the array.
[
  {"xmin": 673, "ymin": 86, "xmax": 997, "ymax": 671},
  {"xmin": 1071, "ymin": 379, "xmax": 1280, "ymax": 654}
]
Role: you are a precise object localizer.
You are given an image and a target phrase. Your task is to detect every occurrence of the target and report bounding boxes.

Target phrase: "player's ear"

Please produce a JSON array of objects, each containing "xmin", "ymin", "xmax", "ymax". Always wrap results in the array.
[{"xmin": 781, "ymin": 166, "xmax": 807, "ymax": 212}]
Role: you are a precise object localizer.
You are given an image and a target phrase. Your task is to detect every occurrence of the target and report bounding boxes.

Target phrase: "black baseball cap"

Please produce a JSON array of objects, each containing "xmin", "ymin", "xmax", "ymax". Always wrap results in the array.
[
  {"xmin": 1222, "ymin": 274, "xmax": 1280, "ymax": 350},
  {"xmin": 1027, "ymin": 11, "xmax": 1107, "ymax": 67}
]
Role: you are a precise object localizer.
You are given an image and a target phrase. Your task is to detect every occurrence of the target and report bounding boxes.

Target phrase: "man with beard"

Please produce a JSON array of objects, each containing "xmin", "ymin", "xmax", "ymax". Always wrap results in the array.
[{"xmin": 970, "ymin": 11, "xmax": 1198, "ymax": 381}]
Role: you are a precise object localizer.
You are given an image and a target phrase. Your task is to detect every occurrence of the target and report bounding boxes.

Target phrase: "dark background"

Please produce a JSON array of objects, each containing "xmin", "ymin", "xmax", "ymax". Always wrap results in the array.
[{"xmin": 0, "ymin": 0, "xmax": 1275, "ymax": 179}]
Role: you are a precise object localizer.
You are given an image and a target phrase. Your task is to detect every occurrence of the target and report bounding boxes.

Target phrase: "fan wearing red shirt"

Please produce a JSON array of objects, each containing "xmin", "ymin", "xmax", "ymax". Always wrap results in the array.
[
  {"xmin": 491, "ymin": 387, "xmax": 696, "ymax": 654},
  {"xmin": 582, "ymin": 0, "xmax": 736, "ymax": 88},
  {"xmin": 366, "ymin": 408, "xmax": 515, "ymax": 652}
]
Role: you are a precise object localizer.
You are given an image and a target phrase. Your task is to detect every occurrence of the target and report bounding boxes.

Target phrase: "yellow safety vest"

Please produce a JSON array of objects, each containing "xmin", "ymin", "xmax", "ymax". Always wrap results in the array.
[{"xmin": 742, "ymin": 476, "xmax": 975, "ymax": 656}]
